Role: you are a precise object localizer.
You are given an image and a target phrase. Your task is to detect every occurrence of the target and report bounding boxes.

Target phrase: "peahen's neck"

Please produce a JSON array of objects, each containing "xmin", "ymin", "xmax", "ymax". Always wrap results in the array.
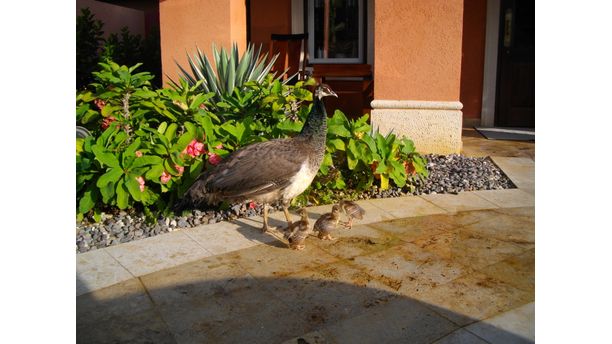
[{"xmin": 298, "ymin": 97, "xmax": 328, "ymax": 143}]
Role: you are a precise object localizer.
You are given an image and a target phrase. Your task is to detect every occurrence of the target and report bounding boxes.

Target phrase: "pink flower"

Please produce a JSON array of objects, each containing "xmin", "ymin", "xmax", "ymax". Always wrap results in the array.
[
  {"xmin": 136, "ymin": 176, "xmax": 145, "ymax": 192},
  {"xmin": 135, "ymin": 151, "xmax": 143, "ymax": 158},
  {"xmin": 160, "ymin": 171, "xmax": 171, "ymax": 184},
  {"xmin": 94, "ymin": 99, "xmax": 106, "ymax": 111},
  {"xmin": 175, "ymin": 164, "xmax": 184, "ymax": 175},
  {"xmin": 215, "ymin": 143, "xmax": 223, "ymax": 149},
  {"xmin": 101, "ymin": 116, "xmax": 116, "ymax": 130},
  {"xmin": 183, "ymin": 139, "xmax": 206, "ymax": 157},
  {"xmin": 208, "ymin": 153, "xmax": 222, "ymax": 165}
]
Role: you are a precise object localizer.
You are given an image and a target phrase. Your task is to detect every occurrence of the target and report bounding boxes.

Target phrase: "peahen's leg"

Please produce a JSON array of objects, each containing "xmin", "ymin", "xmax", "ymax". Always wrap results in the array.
[
  {"xmin": 282, "ymin": 201, "xmax": 293, "ymax": 227},
  {"xmin": 262, "ymin": 203, "xmax": 276, "ymax": 233}
]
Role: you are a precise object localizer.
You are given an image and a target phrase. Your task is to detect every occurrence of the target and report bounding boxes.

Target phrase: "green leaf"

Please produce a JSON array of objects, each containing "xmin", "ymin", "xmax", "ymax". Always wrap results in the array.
[
  {"xmin": 327, "ymin": 138, "xmax": 346, "ymax": 151},
  {"xmin": 125, "ymin": 175, "xmax": 143, "ymax": 201},
  {"xmin": 389, "ymin": 160, "xmax": 407, "ymax": 187},
  {"xmin": 78, "ymin": 187, "xmax": 97, "ymax": 214},
  {"xmin": 319, "ymin": 151, "xmax": 333, "ymax": 175},
  {"xmin": 145, "ymin": 164, "xmax": 164, "ymax": 181},
  {"xmin": 173, "ymin": 131, "xmax": 195, "ymax": 152},
  {"xmin": 91, "ymin": 145, "xmax": 120, "ymax": 167},
  {"xmin": 164, "ymin": 123, "xmax": 178, "ymax": 141},
  {"xmin": 157, "ymin": 121, "xmax": 168, "ymax": 134},
  {"xmin": 131, "ymin": 155, "xmax": 163, "ymax": 168},
  {"xmin": 184, "ymin": 121, "xmax": 197, "ymax": 134},
  {"xmin": 99, "ymin": 182, "xmax": 115, "ymax": 203},
  {"xmin": 96, "ymin": 167, "xmax": 123, "ymax": 188},
  {"xmin": 116, "ymin": 180, "xmax": 129, "ymax": 209},
  {"xmin": 124, "ymin": 137, "xmax": 141, "ymax": 156}
]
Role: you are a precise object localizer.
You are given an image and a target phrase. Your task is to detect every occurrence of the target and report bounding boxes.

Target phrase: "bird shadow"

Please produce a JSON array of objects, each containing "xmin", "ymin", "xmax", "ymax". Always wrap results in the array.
[{"xmin": 76, "ymin": 273, "xmax": 534, "ymax": 344}]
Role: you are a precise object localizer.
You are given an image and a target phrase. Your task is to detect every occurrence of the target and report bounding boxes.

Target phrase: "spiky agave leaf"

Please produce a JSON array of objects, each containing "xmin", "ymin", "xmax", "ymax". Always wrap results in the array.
[{"xmin": 174, "ymin": 42, "xmax": 284, "ymax": 106}]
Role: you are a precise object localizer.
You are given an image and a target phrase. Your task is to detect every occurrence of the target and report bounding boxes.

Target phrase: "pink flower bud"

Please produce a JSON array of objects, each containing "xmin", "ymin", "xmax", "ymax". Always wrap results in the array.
[
  {"xmin": 160, "ymin": 171, "xmax": 171, "ymax": 184},
  {"xmin": 135, "ymin": 176, "xmax": 145, "ymax": 192},
  {"xmin": 208, "ymin": 153, "xmax": 222, "ymax": 165},
  {"xmin": 135, "ymin": 151, "xmax": 143, "ymax": 158}
]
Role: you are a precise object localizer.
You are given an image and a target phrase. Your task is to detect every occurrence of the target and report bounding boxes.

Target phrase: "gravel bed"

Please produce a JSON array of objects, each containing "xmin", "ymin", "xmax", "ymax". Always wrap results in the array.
[{"xmin": 76, "ymin": 154, "xmax": 515, "ymax": 253}]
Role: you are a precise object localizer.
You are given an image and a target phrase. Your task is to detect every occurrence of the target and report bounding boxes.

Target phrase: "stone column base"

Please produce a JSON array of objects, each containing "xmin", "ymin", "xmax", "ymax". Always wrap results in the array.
[{"xmin": 370, "ymin": 100, "xmax": 463, "ymax": 155}]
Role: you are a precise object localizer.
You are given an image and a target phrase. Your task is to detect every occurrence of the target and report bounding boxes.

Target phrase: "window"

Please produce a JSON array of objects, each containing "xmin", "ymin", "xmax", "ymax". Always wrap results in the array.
[{"xmin": 308, "ymin": 0, "xmax": 364, "ymax": 63}]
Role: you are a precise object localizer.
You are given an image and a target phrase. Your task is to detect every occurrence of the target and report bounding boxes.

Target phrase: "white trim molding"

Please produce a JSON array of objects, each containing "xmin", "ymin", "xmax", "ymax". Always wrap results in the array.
[
  {"xmin": 370, "ymin": 100, "xmax": 464, "ymax": 155},
  {"xmin": 371, "ymin": 100, "xmax": 463, "ymax": 111}
]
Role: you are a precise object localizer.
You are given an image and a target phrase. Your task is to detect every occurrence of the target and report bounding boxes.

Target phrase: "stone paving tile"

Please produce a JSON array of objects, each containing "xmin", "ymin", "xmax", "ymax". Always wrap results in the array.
[
  {"xmin": 76, "ymin": 278, "xmax": 175, "ymax": 343},
  {"xmin": 139, "ymin": 257, "xmax": 308, "ymax": 344},
  {"xmin": 432, "ymin": 328, "xmax": 489, "ymax": 344},
  {"xmin": 76, "ymin": 248, "xmax": 133, "ymax": 296},
  {"xmin": 281, "ymin": 331, "xmax": 329, "ymax": 344},
  {"xmin": 465, "ymin": 302, "xmax": 535, "ymax": 344},
  {"xmin": 232, "ymin": 216, "xmax": 287, "ymax": 244},
  {"xmin": 412, "ymin": 228, "xmax": 527, "ymax": 271},
  {"xmin": 350, "ymin": 242, "xmax": 475, "ymax": 298},
  {"xmin": 415, "ymin": 271, "xmax": 534, "ymax": 327},
  {"xmin": 150, "ymin": 278, "xmax": 302, "ymax": 343},
  {"xmin": 461, "ymin": 212, "xmax": 534, "ymax": 250},
  {"xmin": 262, "ymin": 273, "xmax": 399, "ymax": 334},
  {"xmin": 307, "ymin": 224, "xmax": 403, "ymax": 260},
  {"xmin": 476, "ymin": 249, "xmax": 535, "ymax": 292},
  {"xmin": 105, "ymin": 230, "xmax": 213, "ymax": 277},
  {"xmin": 491, "ymin": 206, "xmax": 535, "ymax": 219},
  {"xmin": 420, "ymin": 192, "xmax": 499, "ymax": 213},
  {"xmin": 368, "ymin": 196, "xmax": 448, "ymax": 219},
  {"xmin": 490, "ymin": 156, "xmax": 535, "ymax": 191},
  {"xmin": 221, "ymin": 240, "xmax": 339, "ymax": 278},
  {"xmin": 183, "ymin": 222, "xmax": 262, "ymax": 256},
  {"xmin": 472, "ymin": 188, "xmax": 535, "ymax": 208},
  {"xmin": 368, "ymin": 213, "xmax": 464, "ymax": 242},
  {"xmin": 321, "ymin": 296, "xmax": 459, "ymax": 344},
  {"xmin": 287, "ymin": 260, "xmax": 397, "ymax": 294}
]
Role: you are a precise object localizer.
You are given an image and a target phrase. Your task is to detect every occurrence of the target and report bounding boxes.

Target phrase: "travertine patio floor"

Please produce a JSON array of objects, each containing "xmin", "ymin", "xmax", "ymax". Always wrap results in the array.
[{"xmin": 76, "ymin": 131, "xmax": 535, "ymax": 343}]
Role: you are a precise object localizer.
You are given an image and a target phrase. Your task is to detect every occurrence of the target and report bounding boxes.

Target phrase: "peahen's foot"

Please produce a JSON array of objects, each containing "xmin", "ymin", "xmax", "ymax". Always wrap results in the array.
[{"xmin": 261, "ymin": 224, "xmax": 277, "ymax": 233}]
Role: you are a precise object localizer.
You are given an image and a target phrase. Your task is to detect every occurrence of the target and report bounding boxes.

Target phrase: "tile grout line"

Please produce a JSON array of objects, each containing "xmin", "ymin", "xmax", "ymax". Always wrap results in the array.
[{"xmin": 135, "ymin": 276, "xmax": 180, "ymax": 344}]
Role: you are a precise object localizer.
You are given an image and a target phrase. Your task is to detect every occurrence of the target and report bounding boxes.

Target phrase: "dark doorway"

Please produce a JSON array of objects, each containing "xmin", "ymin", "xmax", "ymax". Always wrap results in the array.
[{"xmin": 495, "ymin": 0, "xmax": 534, "ymax": 127}]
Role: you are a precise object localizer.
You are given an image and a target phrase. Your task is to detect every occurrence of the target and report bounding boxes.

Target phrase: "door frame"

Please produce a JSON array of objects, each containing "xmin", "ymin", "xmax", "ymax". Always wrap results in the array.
[{"xmin": 480, "ymin": 0, "xmax": 501, "ymax": 127}]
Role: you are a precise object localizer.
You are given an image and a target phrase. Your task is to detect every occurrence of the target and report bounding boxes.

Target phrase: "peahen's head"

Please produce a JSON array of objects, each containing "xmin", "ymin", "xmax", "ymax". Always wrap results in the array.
[{"xmin": 315, "ymin": 84, "xmax": 338, "ymax": 100}]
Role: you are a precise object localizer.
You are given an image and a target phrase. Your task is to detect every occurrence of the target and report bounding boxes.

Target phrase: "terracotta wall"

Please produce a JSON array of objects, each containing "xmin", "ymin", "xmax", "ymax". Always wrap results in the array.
[
  {"xmin": 159, "ymin": 0, "xmax": 247, "ymax": 85},
  {"xmin": 373, "ymin": 0, "xmax": 464, "ymax": 101},
  {"xmin": 249, "ymin": 0, "xmax": 293, "ymax": 49},
  {"xmin": 460, "ymin": 0, "xmax": 487, "ymax": 122}
]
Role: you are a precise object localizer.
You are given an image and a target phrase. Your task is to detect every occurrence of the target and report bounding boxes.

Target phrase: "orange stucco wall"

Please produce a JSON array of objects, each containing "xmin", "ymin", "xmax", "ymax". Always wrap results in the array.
[
  {"xmin": 249, "ymin": 0, "xmax": 292, "ymax": 49},
  {"xmin": 460, "ymin": 0, "xmax": 487, "ymax": 120},
  {"xmin": 373, "ymin": 0, "xmax": 464, "ymax": 101},
  {"xmin": 159, "ymin": 0, "xmax": 246, "ymax": 86}
]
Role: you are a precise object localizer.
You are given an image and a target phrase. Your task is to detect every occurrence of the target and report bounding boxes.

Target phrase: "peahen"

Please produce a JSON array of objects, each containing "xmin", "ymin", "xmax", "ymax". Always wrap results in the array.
[{"xmin": 180, "ymin": 84, "xmax": 337, "ymax": 232}]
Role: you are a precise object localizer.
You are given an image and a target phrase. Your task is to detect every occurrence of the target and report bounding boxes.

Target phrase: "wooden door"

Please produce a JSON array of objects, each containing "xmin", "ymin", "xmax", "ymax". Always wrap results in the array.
[{"xmin": 495, "ymin": 0, "xmax": 535, "ymax": 127}]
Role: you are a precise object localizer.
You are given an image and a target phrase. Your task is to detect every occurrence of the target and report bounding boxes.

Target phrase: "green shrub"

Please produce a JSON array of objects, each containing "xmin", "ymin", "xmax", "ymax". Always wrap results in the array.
[
  {"xmin": 76, "ymin": 45, "xmax": 429, "ymax": 221},
  {"xmin": 76, "ymin": 59, "xmax": 315, "ymax": 221},
  {"xmin": 293, "ymin": 111, "xmax": 429, "ymax": 207}
]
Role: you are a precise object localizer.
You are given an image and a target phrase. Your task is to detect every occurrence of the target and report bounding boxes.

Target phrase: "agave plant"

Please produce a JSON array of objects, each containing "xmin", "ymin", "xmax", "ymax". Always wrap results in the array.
[{"xmin": 172, "ymin": 43, "xmax": 285, "ymax": 105}]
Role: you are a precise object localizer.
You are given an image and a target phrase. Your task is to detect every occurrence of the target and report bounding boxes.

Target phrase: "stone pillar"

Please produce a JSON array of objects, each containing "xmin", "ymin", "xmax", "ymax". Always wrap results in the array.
[
  {"xmin": 159, "ymin": 0, "xmax": 247, "ymax": 86},
  {"xmin": 371, "ymin": 0, "xmax": 464, "ymax": 154}
]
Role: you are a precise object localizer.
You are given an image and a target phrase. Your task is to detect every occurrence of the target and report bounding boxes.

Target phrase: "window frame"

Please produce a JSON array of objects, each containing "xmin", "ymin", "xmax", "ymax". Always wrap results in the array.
[{"xmin": 307, "ymin": 0, "xmax": 364, "ymax": 64}]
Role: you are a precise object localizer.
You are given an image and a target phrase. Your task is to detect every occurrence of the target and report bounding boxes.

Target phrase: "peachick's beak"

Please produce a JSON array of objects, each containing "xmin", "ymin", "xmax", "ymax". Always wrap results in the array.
[{"xmin": 330, "ymin": 89, "xmax": 338, "ymax": 98}]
